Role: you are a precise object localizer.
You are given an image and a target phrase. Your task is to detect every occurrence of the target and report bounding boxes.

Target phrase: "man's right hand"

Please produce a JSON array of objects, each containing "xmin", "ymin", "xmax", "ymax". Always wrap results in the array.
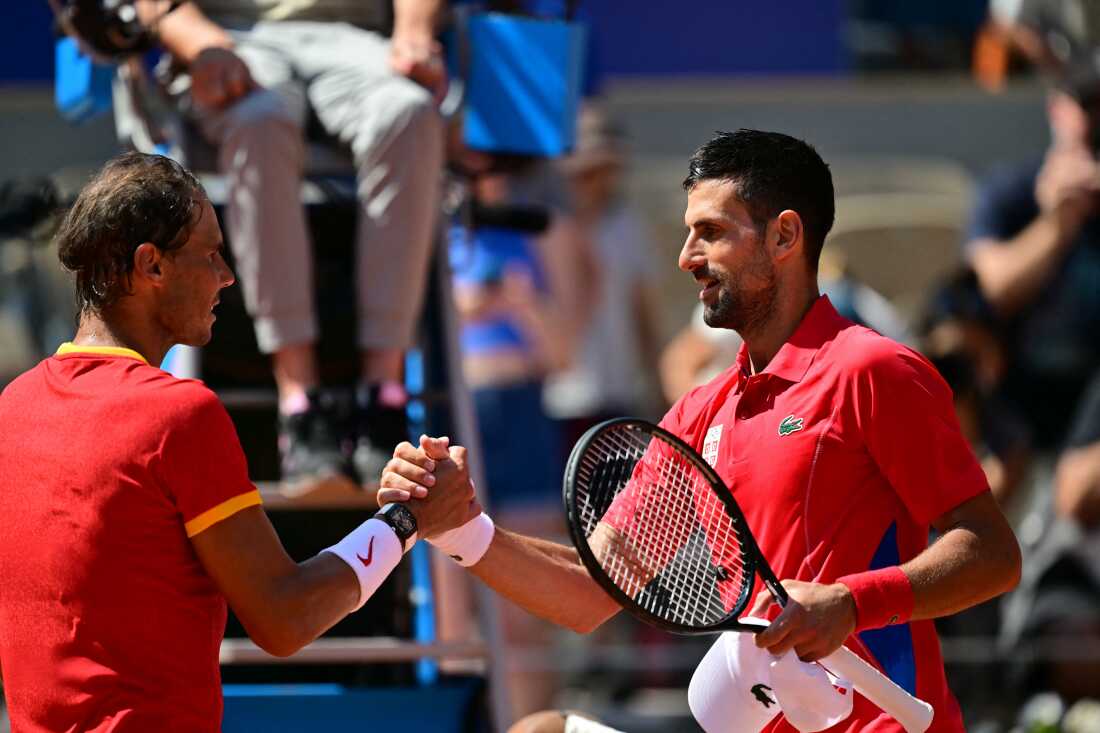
[
  {"xmin": 1035, "ymin": 145, "xmax": 1100, "ymax": 241},
  {"xmin": 382, "ymin": 437, "xmax": 479, "ymax": 539},
  {"xmin": 189, "ymin": 46, "xmax": 258, "ymax": 110},
  {"xmin": 154, "ymin": 2, "xmax": 255, "ymax": 108}
]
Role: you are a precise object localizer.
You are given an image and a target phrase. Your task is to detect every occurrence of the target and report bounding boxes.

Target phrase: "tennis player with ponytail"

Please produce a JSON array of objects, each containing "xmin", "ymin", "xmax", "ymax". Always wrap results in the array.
[
  {"xmin": 381, "ymin": 130, "xmax": 1022, "ymax": 732},
  {"xmin": 0, "ymin": 153, "xmax": 475, "ymax": 733}
]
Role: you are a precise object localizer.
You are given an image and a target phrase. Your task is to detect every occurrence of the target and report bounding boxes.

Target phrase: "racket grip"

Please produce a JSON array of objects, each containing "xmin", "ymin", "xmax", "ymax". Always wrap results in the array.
[{"xmin": 821, "ymin": 645, "xmax": 934, "ymax": 733}]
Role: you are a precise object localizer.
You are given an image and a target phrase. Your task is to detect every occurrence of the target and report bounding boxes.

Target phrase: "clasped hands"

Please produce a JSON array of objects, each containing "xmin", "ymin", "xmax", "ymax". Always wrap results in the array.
[
  {"xmin": 379, "ymin": 435, "xmax": 480, "ymax": 540},
  {"xmin": 379, "ymin": 435, "xmax": 856, "ymax": 661}
]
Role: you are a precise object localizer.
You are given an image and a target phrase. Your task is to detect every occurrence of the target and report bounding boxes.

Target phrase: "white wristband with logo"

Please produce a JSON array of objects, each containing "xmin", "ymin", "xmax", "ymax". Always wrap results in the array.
[
  {"xmin": 323, "ymin": 518, "xmax": 403, "ymax": 611},
  {"xmin": 427, "ymin": 512, "xmax": 495, "ymax": 566}
]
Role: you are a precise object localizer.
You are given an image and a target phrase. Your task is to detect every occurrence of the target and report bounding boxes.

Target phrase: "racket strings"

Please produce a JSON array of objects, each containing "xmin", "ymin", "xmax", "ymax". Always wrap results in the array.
[{"xmin": 574, "ymin": 426, "xmax": 751, "ymax": 627}]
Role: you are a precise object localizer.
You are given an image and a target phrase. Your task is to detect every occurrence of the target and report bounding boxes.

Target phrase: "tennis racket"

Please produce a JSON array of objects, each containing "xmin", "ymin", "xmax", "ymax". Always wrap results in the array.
[{"xmin": 562, "ymin": 418, "xmax": 934, "ymax": 733}]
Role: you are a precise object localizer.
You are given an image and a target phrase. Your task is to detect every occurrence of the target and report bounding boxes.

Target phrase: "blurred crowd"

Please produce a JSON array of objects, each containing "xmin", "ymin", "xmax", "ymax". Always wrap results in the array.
[{"xmin": 3, "ymin": 0, "xmax": 1100, "ymax": 731}]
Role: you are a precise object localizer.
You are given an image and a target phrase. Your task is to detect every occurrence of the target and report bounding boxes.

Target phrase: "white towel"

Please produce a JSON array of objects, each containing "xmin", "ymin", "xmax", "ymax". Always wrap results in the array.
[{"xmin": 688, "ymin": 619, "xmax": 854, "ymax": 733}]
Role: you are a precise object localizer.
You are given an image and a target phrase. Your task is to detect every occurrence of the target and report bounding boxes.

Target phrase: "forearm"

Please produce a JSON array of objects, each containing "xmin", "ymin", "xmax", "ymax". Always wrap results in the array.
[
  {"xmin": 196, "ymin": 507, "xmax": 393, "ymax": 657},
  {"xmin": 392, "ymin": 0, "xmax": 443, "ymax": 40},
  {"xmin": 154, "ymin": 2, "xmax": 232, "ymax": 63},
  {"xmin": 514, "ymin": 302, "xmax": 573, "ymax": 372},
  {"xmin": 969, "ymin": 214, "xmax": 1072, "ymax": 316},
  {"xmin": 255, "ymin": 553, "xmax": 361, "ymax": 656},
  {"xmin": 902, "ymin": 518, "xmax": 1021, "ymax": 621},
  {"xmin": 469, "ymin": 527, "xmax": 619, "ymax": 633},
  {"xmin": 760, "ymin": 503, "xmax": 1020, "ymax": 660}
]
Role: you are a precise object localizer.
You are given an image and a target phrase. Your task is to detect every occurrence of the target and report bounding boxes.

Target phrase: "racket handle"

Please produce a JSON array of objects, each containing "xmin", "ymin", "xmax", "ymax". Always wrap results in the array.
[{"xmin": 821, "ymin": 645, "xmax": 934, "ymax": 733}]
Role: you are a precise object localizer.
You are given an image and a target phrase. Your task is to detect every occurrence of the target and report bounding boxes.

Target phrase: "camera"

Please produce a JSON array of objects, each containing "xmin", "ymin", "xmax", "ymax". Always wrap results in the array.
[{"xmin": 48, "ymin": 0, "xmax": 181, "ymax": 61}]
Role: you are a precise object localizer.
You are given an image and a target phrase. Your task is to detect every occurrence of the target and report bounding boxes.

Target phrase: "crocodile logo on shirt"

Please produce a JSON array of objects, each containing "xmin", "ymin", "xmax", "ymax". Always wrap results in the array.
[
  {"xmin": 778, "ymin": 415, "xmax": 804, "ymax": 436},
  {"xmin": 751, "ymin": 683, "xmax": 776, "ymax": 708}
]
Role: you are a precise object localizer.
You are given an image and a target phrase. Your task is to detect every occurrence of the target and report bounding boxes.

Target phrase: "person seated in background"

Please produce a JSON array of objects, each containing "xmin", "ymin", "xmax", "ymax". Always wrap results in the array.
[
  {"xmin": 961, "ymin": 6, "xmax": 1100, "ymax": 712},
  {"xmin": 449, "ymin": 155, "xmax": 594, "ymax": 518},
  {"xmin": 448, "ymin": 154, "xmax": 595, "ymax": 719},
  {"xmin": 542, "ymin": 107, "xmax": 665, "ymax": 448},
  {"xmin": 658, "ymin": 248, "xmax": 910, "ymax": 404},
  {"xmin": 965, "ymin": 2, "xmax": 1100, "ymax": 487},
  {"xmin": 154, "ymin": 0, "xmax": 447, "ymax": 492}
]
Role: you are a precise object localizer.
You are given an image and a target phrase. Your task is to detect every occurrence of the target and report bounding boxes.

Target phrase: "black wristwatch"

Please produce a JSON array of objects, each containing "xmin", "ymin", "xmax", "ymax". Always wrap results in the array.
[{"xmin": 374, "ymin": 503, "xmax": 418, "ymax": 552}]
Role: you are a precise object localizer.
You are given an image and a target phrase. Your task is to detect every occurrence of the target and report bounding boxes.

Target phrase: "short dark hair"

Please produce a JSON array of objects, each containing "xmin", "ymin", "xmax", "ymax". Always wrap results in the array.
[
  {"xmin": 56, "ymin": 152, "xmax": 206, "ymax": 313},
  {"xmin": 683, "ymin": 129, "xmax": 835, "ymax": 269}
]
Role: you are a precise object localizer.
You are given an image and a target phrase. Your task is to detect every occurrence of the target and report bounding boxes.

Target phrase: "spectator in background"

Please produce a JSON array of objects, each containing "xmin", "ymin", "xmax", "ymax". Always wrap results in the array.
[
  {"xmin": 448, "ymin": 157, "xmax": 595, "ymax": 719},
  {"xmin": 971, "ymin": 3, "xmax": 1100, "ymax": 710},
  {"xmin": 962, "ymin": 53, "xmax": 1100, "ymax": 588},
  {"xmin": 543, "ymin": 109, "xmax": 664, "ymax": 445},
  {"xmin": 968, "ymin": 0, "xmax": 1100, "ymax": 461},
  {"xmin": 963, "ymin": 82, "xmax": 1100, "ymax": 453},
  {"xmin": 659, "ymin": 248, "xmax": 909, "ymax": 403},
  {"xmin": 155, "ymin": 0, "xmax": 446, "ymax": 492},
  {"xmin": 449, "ymin": 157, "xmax": 593, "ymax": 516}
]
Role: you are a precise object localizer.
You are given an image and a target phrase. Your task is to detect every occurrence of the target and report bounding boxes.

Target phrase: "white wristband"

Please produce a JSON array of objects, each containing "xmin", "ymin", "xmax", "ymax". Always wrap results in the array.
[
  {"xmin": 427, "ymin": 512, "xmax": 495, "ymax": 566},
  {"xmin": 322, "ymin": 518, "xmax": 403, "ymax": 611}
]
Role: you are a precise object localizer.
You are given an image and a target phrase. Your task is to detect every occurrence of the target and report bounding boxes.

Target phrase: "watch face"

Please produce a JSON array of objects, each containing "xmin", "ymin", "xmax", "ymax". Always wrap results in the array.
[{"xmin": 382, "ymin": 504, "xmax": 417, "ymax": 539}]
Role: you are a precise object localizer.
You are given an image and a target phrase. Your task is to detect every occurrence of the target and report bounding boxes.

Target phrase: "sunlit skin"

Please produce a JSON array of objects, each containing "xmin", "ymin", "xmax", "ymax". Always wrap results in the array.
[
  {"xmin": 680, "ymin": 179, "xmax": 779, "ymax": 335},
  {"xmin": 678, "ymin": 178, "xmax": 817, "ymax": 373},
  {"xmin": 72, "ymin": 198, "xmax": 235, "ymax": 366},
  {"xmin": 155, "ymin": 199, "xmax": 234, "ymax": 347}
]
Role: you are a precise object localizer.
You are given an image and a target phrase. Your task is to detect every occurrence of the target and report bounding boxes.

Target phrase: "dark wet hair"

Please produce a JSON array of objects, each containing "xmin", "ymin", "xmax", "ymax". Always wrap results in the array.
[
  {"xmin": 55, "ymin": 152, "xmax": 206, "ymax": 313},
  {"xmin": 684, "ymin": 129, "xmax": 835, "ymax": 270}
]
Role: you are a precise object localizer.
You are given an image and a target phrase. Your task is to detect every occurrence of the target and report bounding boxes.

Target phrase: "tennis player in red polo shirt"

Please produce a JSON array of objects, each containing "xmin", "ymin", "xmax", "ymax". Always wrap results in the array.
[
  {"xmin": 379, "ymin": 130, "xmax": 1022, "ymax": 731},
  {"xmin": 0, "ymin": 153, "xmax": 475, "ymax": 732}
]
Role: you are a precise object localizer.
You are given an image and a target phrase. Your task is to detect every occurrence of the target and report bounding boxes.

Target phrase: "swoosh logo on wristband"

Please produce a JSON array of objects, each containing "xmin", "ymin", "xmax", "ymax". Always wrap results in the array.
[{"xmin": 357, "ymin": 537, "xmax": 375, "ymax": 567}]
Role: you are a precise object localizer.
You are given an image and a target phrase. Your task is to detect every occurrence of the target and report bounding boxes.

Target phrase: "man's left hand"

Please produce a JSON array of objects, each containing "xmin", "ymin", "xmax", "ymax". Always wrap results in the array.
[{"xmin": 751, "ymin": 580, "xmax": 857, "ymax": 662}]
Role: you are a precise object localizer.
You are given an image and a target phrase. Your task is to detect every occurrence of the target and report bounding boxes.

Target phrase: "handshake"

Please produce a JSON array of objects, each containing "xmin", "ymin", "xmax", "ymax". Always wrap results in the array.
[{"xmin": 378, "ymin": 435, "xmax": 495, "ymax": 567}]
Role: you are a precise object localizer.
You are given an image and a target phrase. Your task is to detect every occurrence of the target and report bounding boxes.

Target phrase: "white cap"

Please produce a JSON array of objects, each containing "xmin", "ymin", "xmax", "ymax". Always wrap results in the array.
[
  {"xmin": 688, "ymin": 623, "xmax": 780, "ymax": 733},
  {"xmin": 688, "ymin": 619, "xmax": 854, "ymax": 733},
  {"xmin": 769, "ymin": 648, "xmax": 853, "ymax": 732}
]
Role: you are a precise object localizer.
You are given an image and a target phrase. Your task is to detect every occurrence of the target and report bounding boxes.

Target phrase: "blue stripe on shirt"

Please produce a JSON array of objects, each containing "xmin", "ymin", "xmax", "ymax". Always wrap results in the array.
[{"xmin": 857, "ymin": 522, "xmax": 918, "ymax": 696}]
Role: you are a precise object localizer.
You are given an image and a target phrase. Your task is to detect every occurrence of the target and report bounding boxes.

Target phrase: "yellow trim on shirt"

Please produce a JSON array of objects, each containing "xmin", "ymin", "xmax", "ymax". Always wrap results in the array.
[
  {"xmin": 184, "ymin": 489, "xmax": 264, "ymax": 537},
  {"xmin": 56, "ymin": 342, "xmax": 149, "ymax": 364}
]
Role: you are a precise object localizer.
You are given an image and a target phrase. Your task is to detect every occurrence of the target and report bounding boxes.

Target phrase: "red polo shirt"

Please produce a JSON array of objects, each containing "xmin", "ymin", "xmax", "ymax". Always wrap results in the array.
[
  {"xmin": 661, "ymin": 297, "xmax": 987, "ymax": 733},
  {"xmin": 0, "ymin": 344, "xmax": 262, "ymax": 732}
]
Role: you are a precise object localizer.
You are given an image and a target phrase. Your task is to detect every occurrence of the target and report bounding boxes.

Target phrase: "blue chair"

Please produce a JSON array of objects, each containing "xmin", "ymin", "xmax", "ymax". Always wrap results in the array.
[
  {"xmin": 54, "ymin": 37, "xmax": 114, "ymax": 123},
  {"xmin": 455, "ymin": 11, "xmax": 587, "ymax": 156}
]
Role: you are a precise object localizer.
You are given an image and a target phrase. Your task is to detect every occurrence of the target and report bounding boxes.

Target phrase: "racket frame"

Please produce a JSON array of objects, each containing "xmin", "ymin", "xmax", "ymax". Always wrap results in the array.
[
  {"xmin": 562, "ymin": 417, "xmax": 935, "ymax": 733},
  {"xmin": 563, "ymin": 417, "xmax": 784, "ymax": 636}
]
